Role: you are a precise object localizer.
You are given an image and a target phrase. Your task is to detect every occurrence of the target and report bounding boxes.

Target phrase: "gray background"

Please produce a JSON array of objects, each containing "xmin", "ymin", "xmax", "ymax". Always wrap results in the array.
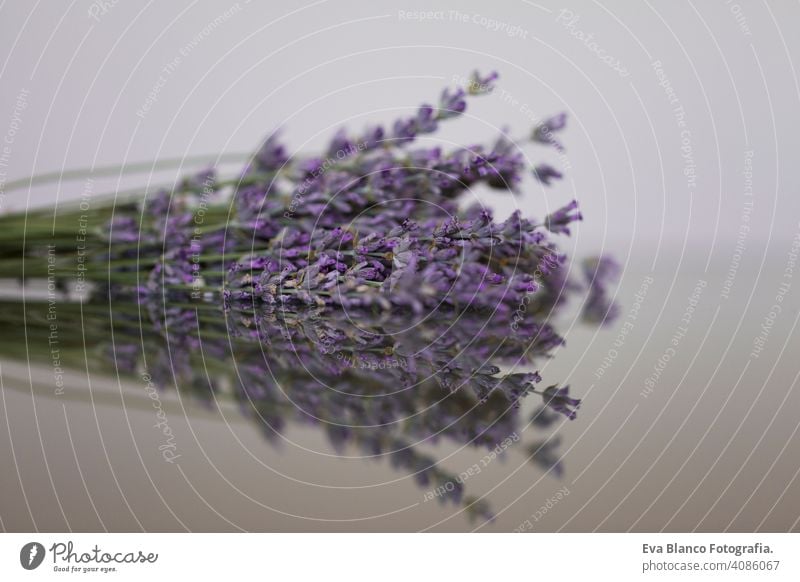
[{"xmin": 1, "ymin": 0, "xmax": 799, "ymax": 531}]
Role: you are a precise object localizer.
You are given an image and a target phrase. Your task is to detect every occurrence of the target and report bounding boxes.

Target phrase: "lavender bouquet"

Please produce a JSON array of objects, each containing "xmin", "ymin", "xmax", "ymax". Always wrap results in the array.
[{"xmin": 0, "ymin": 71, "xmax": 618, "ymax": 523}]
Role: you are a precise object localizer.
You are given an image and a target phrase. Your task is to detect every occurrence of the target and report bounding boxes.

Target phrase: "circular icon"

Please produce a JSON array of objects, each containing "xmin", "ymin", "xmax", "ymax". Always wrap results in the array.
[{"xmin": 19, "ymin": 542, "xmax": 45, "ymax": 570}]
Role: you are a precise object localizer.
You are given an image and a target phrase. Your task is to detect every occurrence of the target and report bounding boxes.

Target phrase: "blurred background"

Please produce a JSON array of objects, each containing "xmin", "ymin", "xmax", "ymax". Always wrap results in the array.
[{"xmin": 1, "ymin": 0, "xmax": 799, "ymax": 532}]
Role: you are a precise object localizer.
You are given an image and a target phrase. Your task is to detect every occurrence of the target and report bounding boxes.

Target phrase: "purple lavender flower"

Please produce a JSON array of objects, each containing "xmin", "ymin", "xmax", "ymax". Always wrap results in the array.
[
  {"xmin": 532, "ymin": 112, "xmax": 568, "ymax": 150},
  {"xmin": 327, "ymin": 128, "xmax": 360, "ymax": 158},
  {"xmin": 483, "ymin": 134, "xmax": 526, "ymax": 189},
  {"xmin": 254, "ymin": 132, "xmax": 289, "ymax": 171},
  {"xmin": 108, "ymin": 216, "xmax": 142, "ymax": 244},
  {"xmin": 145, "ymin": 189, "xmax": 172, "ymax": 222},
  {"xmin": 533, "ymin": 164, "xmax": 564, "ymax": 186},
  {"xmin": 414, "ymin": 104, "xmax": 438, "ymax": 133},
  {"xmin": 437, "ymin": 87, "xmax": 467, "ymax": 119},
  {"xmin": 467, "ymin": 70, "xmax": 499, "ymax": 95},
  {"xmin": 544, "ymin": 199, "xmax": 582, "ymax": 235},
  {"xmin": 359, "ymin": 125, "xmax": 385, "ymax": 149}
]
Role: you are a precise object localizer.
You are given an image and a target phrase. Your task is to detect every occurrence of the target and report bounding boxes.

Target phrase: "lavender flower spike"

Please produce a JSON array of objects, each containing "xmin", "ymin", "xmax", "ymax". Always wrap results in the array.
[
  {"xmin": 532, "ymin": 112, "xmax": 568, "ymax": 151},
  {"xmin": 467, "ymin": 70, "xmax": 499, "ymax": 95},
  {"xmin": 533, "ymin": 164, "xmax": 564, "ymax": 186},
  {"xmin": 544, "ymin": 199, "xmax": 582, "ymax": 235}
]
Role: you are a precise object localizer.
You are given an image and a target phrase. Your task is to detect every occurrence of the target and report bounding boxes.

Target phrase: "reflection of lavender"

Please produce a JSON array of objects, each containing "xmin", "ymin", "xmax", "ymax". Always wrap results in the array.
[
  {"xmin": 528, "ymin": 437, "xmax": 565, "ymax": 478},
  {"xmin": 0, "ymin": 70, "xmax": 620, "ymax": 524},
  {"xmin": 540, "ymin": 385, "xmax": 582, "ymax": 420},
  {"xmin": 581, "ymin": 256, "xmax": 621, "ymax": 326},
  {"xmin": 2, "ymin": 289, "xmax": 590, "ymax": 521}
]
